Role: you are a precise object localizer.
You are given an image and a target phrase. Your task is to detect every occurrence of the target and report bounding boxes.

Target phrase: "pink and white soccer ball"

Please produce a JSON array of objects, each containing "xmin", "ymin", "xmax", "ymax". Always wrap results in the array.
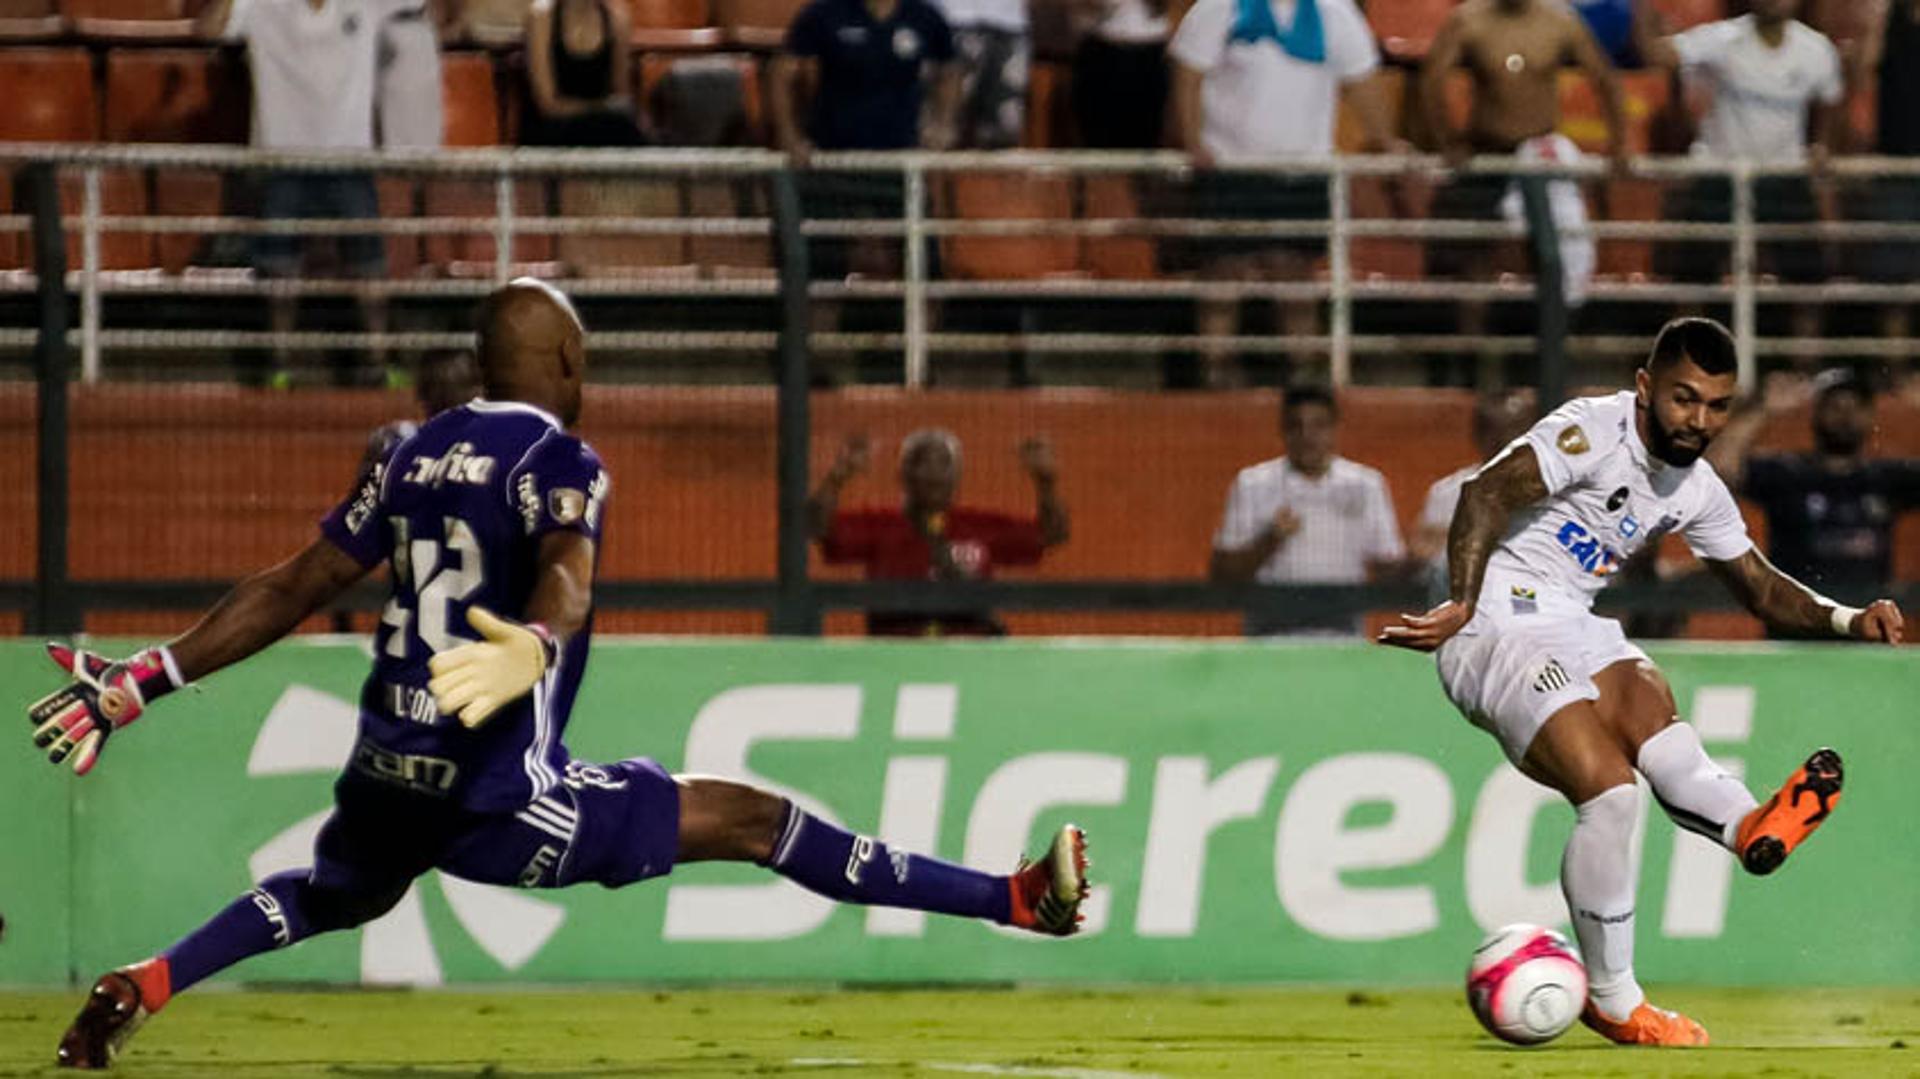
[{"xmin": 1466, "ymin": 924, "xmax": 1589, "ymax": 1045}]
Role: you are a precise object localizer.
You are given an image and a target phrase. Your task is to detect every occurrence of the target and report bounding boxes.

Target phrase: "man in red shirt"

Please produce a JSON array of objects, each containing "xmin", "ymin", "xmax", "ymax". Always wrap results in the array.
[{"xmin": 809, "ymin": 428, "xmax": 1070, "ymax": 636}]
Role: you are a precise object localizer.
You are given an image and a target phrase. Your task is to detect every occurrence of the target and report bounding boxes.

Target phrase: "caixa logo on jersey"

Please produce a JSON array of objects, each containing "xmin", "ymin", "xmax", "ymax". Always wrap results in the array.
[{"xmin": 1554, "ymin": 519, "xmax": 1621, "ymax": 577}]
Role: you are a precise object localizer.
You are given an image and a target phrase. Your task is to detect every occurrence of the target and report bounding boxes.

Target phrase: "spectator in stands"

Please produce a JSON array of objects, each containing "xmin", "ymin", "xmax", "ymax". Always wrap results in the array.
[
  {"xmin": 809, "ymin": 430, "xmax": 1069, "ymax": 636},
  {"xmin": 1708, "ymin": 369, "xmax": 1920, "ymax": 604},
  {"xmin": 1169, "ymin": 0, "xmax": 1403, "ymax": 389},
  {"xmin": 521, "ymin": 0, "xmax": 645, "ymax": 145},
  {"xmin": 198, "ymin": 0, "xmax": 391, "ymax": 389},
  {"xmin": 1070, "ymin": 0, "xmax": 1168, "ymax": 148},
  {"xmin": 1409, "ymin": 386, "xmax": 1536, "ymax": 599},
  {"xmin": 932, "ymin": 0, "xmax": 1030, "ymax": 148},
  {"xmin": 772, "ymin": 0, "xmax": 961, "ymax": 162},
  {"xmin": 772, "ymin": 0, "xmax": 960, "ymax": 380},
  {"xmin": 1210, "ymin": 385, "xmax": 1407, "ymax": 636},
  {"xmin": 378, "ymin": 0, "xmax": 447, "ymax": 148},
  {"xmin": 1420, "ymin": 0, "xmax": 1626, "ymax": 377},
  {"xmin": 1860, "ymin": 0, "xmax": 1920, "ymax": 343},
  {"xmin": 1638, "ymin": 0, "xmax": 1843, "ymax": 342}
]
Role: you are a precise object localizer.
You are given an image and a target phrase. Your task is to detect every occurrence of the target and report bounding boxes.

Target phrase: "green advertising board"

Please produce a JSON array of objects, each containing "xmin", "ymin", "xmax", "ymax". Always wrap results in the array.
[{"xmin": 1, "ymin": 639, "xmax": 1914, "ymax": 989}]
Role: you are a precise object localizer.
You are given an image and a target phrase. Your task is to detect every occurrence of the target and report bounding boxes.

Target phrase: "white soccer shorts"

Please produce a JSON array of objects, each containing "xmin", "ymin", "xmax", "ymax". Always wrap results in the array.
[{"xmin": 1435, "ymin": 607, "xmax": 1648, "ymax": 764}]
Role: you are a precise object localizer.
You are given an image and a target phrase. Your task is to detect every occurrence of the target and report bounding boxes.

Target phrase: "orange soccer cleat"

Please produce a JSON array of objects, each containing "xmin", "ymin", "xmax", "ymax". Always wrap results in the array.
[
  {"xmin": 1007, "ymin": 824, "xmax": 1090, "ymax": 937},
  {"xmin": 1735, "ymin": 748, "xmax": 1844, "ymax": 876},
  {"xmin": 1581, "ymin": 1000, "xmax": 1711, "ymax": 1047},
  {"xmin": 56, "ymin": 958, "xmax": 171, "ymax": 1069}
]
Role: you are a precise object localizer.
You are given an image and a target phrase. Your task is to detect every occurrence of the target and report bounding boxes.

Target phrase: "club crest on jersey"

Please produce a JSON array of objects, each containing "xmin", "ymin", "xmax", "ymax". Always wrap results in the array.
[
  {"xmin": 1554, "ymin": 519, "xmax": 1621, "ymax": 577},
  {"xmin": 1557, "ymin": 425, "xmax": 1590, "ymax": 455}
]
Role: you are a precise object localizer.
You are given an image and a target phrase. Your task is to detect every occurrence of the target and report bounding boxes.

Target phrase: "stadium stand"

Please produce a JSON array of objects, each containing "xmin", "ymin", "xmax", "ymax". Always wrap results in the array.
[
  {"xmin": 944, "ymin": 171, "xmax": 1081, "ymax": 282},
  {"xmin": 1364, "ymin": 0, "xmax": 1456, "ymax": 61},
  {"xmin": 624, "ymin": 0, "xmax": 723, "ymax": 49},
  {"xmin": 1648, "ymin": 0, "xmax": 1724, "ymax": 32},
  {"xmin": 62, "ymin": 0, "xmax": 196, "ymax": 41},
  {"xmin": 0, "ymin": 0, "xmax": 62, "ymax": 40},
  {"xmin": 105, "ymin": 48, "xmax": 249, "ymax": 273},
  {"xmin": 713, "ymin": 0, "xmax": 803, "ymax": 49}
]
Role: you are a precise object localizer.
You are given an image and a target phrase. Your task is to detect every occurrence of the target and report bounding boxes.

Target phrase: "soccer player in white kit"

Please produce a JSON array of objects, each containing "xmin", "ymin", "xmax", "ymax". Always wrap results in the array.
[{"xmin": 1381, "ymin": 318, "xmax": 1905, "ymax": 1046}]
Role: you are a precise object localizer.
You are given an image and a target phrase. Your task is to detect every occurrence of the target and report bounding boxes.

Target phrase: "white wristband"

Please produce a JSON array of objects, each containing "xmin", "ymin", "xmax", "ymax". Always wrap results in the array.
[{"xmin": 1829, "ymin": 605, "xmax": 1863, "ymax": 638}]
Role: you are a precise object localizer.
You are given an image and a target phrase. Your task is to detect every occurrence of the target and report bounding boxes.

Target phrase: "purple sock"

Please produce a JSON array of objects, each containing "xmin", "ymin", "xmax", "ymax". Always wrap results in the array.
[
  {"xmin": 763, "ymin": 803, "xmax": 1012, "ymax": 924},
  {"xmin": 163, "ymin": 870, "xmax": 312, "ymax": 993}
]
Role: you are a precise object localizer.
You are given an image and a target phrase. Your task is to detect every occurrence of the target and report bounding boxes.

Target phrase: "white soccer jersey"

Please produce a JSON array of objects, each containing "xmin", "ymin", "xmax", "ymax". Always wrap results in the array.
[{"xmin": 1477, "ymin": 391, "xmax": 1753, "ymax": 616}]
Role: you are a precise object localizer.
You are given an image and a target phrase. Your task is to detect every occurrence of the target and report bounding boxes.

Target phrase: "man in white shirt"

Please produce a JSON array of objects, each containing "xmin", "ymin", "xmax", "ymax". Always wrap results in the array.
[
  {"xmin": 1382, "ymin": 317, "xmax": 1905, "ymax": 1047},
  {"xmin": 1639, "ymin": 0, "xmax": 1844, "ymax": 289},
  {"xmin": 198, "ymin": 0, "xmax": 393, "ymax": 386},
  {"xmin": 1167, "ymin": 0, "xmax": 1402, "ymax": 388},
  {"xmin": 1210, "ymin": 385, "xmax": 1407, "ymax": 635}
]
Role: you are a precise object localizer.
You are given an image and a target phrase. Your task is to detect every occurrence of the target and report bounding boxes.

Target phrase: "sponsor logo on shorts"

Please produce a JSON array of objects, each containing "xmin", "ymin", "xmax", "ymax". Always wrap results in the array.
[
  {"xmin": 1532, "ymin": 658, "xmax": 1572, "ymax": 694},
  {"xmin": 518, "ymin": 844, "xmax": 562, "ymax": 888},
  {"xmin": 351, "ymin": 740, "xmax": 459, "ymax": 794}
]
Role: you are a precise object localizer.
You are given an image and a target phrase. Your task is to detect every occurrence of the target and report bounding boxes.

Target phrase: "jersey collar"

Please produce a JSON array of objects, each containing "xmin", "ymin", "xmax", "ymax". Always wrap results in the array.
[{"xmin": 467, "ymin": 398, "xmax": 562, "ymax": 431}]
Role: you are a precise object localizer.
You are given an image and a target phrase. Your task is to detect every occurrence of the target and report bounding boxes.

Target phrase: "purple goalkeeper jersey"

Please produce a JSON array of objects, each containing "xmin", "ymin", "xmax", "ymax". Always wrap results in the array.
[{"xmin": 320, "ymin": 399, "xmax": 609, "ymax": 814}]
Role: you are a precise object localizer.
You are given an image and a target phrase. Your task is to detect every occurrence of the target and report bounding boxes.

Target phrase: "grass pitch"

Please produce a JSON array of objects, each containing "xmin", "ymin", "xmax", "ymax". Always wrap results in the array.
[{"xmin": 0, "ymin": 986, "xmax": 1914, "ymax": 1077}]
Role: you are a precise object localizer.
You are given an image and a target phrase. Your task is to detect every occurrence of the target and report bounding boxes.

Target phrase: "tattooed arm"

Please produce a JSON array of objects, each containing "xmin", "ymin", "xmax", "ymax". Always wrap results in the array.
[
  {"xmin": 1379, "ymin": 444, "xmax": 1549, "ymax": 652},
  {"xmin": 1705, "ymin": 550, "xmax": 1905, "ymax": 643}
]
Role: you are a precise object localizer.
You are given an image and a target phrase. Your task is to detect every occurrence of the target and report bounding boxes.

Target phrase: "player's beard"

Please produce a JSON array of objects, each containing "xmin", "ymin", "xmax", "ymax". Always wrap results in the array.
[{"xmin": 1646, "ymin": 409, "xmax": 1709, "ymax": 467}]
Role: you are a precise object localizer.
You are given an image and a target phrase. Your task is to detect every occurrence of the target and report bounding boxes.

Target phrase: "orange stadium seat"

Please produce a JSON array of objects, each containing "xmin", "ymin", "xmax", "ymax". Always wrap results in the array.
[
  {"xmin": 0, "ymin": 48, "xmax": 100, "ymax": 141},
  {"xmin": 1557, "ymin": 69, "xmax": 1669, "ymax": 156},
  {"xmin": 63, "ymin": 0, "xmax": 196, "ymax": 40},
  {"xmin": 1647, "ymin": 0, "xmax": 1722, "ymax": 32},
  {"xmin": 1366, "ymin": 0, "xmax": 1457, "ymax": 61},
  {"xmin": 1594, "ymin": 177, "xmax": 1661, "ymax": 280},
  {"xmin": 943, "ymin": 172, "xmax": 1079, "ymax": 281},
  {"xmin": 423, "ymin": 53, "xmax": 556, "ymax": 270},
  {"xmin": 713, "ymin": 0, "xmax": 803, "ymax": 48},
  {"xmin": 1024, "ymin": 60, "xmax": 1068, "ymax": 149},
  {"xmin": 105, "ymin": 49, "xmax": 251, "ymax": 273},
  {"xmin": 1079, "ymin": 175, "xmax": 1156, "ymax": 280},
  {"xmin": 623, "ymin": 0, "xmax": 721, "ymax": 48},
  {"xmin": 105, "ymin": 48, "xmax": 250, "ymax": 143},
  {"xmin": 556, "ymin": 177, "xmax": 691, "ymax": 275},
  {"xmin": 1348, "ymin": 176, "xmax": 1423, "ymax": 280}
]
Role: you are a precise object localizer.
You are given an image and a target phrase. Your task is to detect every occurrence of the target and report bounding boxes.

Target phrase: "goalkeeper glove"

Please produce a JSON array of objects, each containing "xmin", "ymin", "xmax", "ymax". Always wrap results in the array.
[
  {"xmin": 28, "ymin": 644, "xmax": 184, "ymax": 776},
  {"xmin": 427, "ymin": 608, "xmax": 558, "ymax": 729}
]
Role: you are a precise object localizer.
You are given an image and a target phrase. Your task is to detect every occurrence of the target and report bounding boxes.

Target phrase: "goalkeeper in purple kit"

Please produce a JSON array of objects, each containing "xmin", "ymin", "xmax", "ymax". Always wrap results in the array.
[{"xmin": 27, "ymin": 279, "xmax": 1091, "ymax": 1070}]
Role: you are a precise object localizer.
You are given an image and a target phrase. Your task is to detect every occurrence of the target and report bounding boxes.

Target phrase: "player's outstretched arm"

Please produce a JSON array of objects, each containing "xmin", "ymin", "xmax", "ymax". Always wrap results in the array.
[
  {"xmin": 429, "ymin": 532, "xmax": 595, "ymax": 728},
  {"xmin": 1705, "ymin": 549, "xmax": 1906, "ymax": 644},
  {"xmin": 168, "ymin": 538, "xmax": 373, "ymax": 682},
  {"xmin": 28, "ymin": 538, "xmax": 370, "ymax": 774},
  {"xmin": 1380, "ymin": 443, "xmax": 1549, "ymax": 651}
]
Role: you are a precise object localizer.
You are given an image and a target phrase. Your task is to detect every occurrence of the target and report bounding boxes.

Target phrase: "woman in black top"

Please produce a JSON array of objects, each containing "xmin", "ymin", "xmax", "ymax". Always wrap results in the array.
[{"xmin": 522, "ymin": 0, "xmax": 646, "ymax": 146}]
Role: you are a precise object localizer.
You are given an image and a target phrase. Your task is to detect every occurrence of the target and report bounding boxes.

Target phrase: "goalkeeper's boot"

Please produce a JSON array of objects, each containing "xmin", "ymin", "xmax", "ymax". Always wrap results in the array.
[
  {"xmin": 1581, "ymin": 1000, "xmax": 1710, "ymax": 1047},
  {"xmin": 57, "ymin": 958, "xmax": 170, "ymax": 1069},
  {"xmin": 1007, "ymin": 824, "xmax": 1089, "ymax": 937},
  {"xmin": 1735, "ymin": 748, "xmax": 1844, "ymax": 876}
]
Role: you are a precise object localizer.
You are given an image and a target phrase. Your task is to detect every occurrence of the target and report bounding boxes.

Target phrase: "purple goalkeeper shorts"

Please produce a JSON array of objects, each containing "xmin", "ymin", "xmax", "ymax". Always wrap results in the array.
[
  {"xmin": 313, "ymin": 757, "xmax": 682, "ymax": 900},
  {"xmin": 439, "ymin": 758, "xmax": 682, "ymax": 889}
]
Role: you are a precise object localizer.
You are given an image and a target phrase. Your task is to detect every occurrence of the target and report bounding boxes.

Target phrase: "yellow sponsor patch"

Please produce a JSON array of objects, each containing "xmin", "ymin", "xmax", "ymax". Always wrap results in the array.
[{"xmin": 1556, "ymin": 425, "xmax": 1590, "ymax": 455}]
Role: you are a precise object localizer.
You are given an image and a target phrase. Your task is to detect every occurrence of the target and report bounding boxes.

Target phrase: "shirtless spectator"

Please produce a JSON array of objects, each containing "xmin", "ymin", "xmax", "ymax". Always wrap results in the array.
[{"xmin": 1420, "ymin": 0, "xmax": 1626, "ymax": 376}]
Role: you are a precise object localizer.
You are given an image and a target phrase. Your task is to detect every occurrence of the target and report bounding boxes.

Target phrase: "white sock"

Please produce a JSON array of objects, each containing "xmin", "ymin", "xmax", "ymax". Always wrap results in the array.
[
  {"xmin": 1635, "ymin": 722, "xmax": 1758, "ymax": 850},
  {"xmin": 1563, "ymin": 784, "xmax": 1645, "ymax": 1022}
]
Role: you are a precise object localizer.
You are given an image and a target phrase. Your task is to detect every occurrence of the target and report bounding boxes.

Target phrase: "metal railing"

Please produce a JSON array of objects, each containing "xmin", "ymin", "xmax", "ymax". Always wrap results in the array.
[{"xmin": 1, "ymin": 145, "xmax": 1917, "ymax": 389}]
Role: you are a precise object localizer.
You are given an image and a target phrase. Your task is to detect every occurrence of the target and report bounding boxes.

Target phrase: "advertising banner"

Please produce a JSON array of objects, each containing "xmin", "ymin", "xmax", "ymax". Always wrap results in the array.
[{"xmin": 2, "ymin": 639, "xmax": 1913, "ymax": 988}]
